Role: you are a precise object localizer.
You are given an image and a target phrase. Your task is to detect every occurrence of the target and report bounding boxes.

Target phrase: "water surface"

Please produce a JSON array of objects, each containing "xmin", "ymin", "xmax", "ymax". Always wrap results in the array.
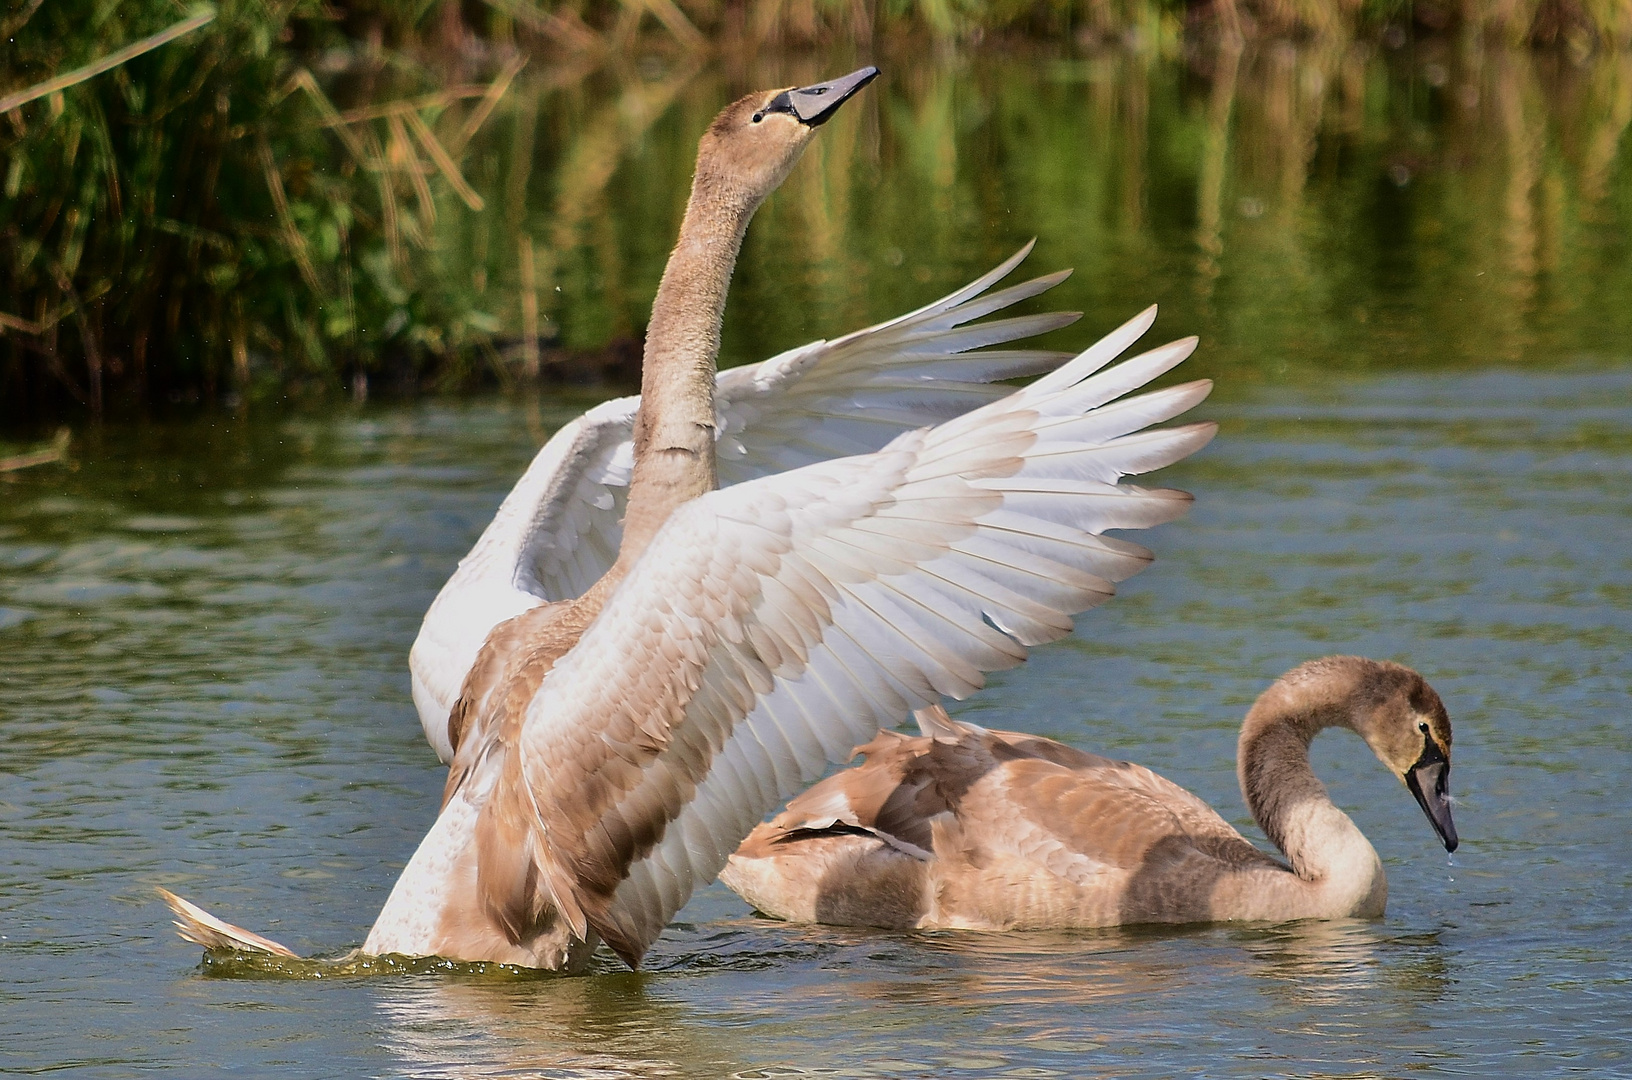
[{"xmin": 5, "ymin": 362, "xmax": 1629, "ymax": 1077}]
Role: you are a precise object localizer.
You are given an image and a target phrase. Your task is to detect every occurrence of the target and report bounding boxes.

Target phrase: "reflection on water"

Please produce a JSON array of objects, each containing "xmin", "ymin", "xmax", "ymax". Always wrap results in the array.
[
  {"xmin": 8, "ymin": 29, "xmax": 1629, "ymax": 409},
  {"xmin": 369, "ymin": 914, "xmax": 1457, "ymax": 1078},
  {"xmin": 1237, "ymin": 920, "xmax": 1449, "ymax": 1008},
  {"xmin": 479, "ymin": 44, "xmax": 1632, "ymax": 388},
  {"xmin": 380, "ymin": 973, "xmax": 741, "ymax": 1079}
]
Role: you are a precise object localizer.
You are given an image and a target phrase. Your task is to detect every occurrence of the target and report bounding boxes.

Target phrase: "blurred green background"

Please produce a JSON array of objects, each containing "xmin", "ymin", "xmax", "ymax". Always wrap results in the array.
[{"xmin": 2, "ymin": 0, "xmax": 1630, "ymax": 426}]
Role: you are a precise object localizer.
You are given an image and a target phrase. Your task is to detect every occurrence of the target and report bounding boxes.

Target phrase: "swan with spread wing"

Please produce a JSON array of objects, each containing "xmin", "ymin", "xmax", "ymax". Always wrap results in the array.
[{"xmin": 163, "ymin": 68, "xmax": 1216, "ymax": 971}]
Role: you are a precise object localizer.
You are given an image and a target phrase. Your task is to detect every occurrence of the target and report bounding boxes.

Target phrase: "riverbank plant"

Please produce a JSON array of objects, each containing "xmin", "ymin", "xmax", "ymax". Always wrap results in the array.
[{"xmin": 1, "ymin": 0, "xmax": 518, "ymax": 419}]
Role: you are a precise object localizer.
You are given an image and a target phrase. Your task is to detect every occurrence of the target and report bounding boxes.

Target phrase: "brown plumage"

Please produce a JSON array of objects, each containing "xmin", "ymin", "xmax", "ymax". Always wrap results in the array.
[
  {"xmin": 722, "ymin": 657, "xmax": 1459, "ymax": 930},
  {"xmin": 161, "ymin": 67, "xmax": 1224, "ymax": 970}
]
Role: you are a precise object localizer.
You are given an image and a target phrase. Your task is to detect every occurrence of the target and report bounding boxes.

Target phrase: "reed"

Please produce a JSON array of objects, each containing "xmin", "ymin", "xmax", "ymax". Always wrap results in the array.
[
  {"xmin": 477, "ymin": 0, "xmax": 1632, "ymax": 52},
  {"xmin": 1, "ymin": 0, "xmax": 522, "ymax": 418}
]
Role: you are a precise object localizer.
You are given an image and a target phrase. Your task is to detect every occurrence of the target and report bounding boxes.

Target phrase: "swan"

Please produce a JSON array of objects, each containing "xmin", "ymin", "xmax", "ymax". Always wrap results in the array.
[
  {"xmin": 162, "ymin": 68, "xmax": 1217, "ymax": 971},
  {"xmin": 409, "ymin": 244, "xmax": 1085, "ymax": 762},
  {"xmin": 720, "ymin": 656, "xmax": 1459, "ymax": 930}
]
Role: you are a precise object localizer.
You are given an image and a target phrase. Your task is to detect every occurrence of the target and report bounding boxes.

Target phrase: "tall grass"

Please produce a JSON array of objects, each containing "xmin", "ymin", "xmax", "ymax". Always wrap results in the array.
[
  {"xmin": 467, "ymin": 0, "xmax": 1632, "ymax": 50},
  {"xmin": 0, "ymin": 0, "xmax": 517, "ymax": 417}
]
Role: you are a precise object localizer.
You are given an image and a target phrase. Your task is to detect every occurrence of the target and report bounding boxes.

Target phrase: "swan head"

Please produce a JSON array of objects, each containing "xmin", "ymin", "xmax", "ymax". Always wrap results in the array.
[
  {"xmin": 1337, "ymin": 658, "xmax": 1459, "ymax": 854},
  {"xmin": 697, "ymin": 67, "xmax": 878, "ymax": 213},
  {"xmin": 1252, "ymin": 656, "xmax": 1458, "ymax": 854}
]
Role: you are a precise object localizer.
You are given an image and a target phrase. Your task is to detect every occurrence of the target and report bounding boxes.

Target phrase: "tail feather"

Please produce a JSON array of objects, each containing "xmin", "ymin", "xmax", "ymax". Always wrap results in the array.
[{"xmin": 157, "ymin": 887, "xmax": 299, "ymax": 958}]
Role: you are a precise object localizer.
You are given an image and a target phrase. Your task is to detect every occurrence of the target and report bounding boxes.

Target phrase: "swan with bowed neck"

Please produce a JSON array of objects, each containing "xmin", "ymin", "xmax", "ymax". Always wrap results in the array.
[{"xmin": 722, "ymin": 657, "xmax": 1458, "ymax": 931}]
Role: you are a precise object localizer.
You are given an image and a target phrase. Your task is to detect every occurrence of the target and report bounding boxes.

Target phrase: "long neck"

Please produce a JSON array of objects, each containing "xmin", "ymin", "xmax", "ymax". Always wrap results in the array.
[
  {"xmin": 441, "ymin": 172, "xmax": 760, "ymax": 752},
  {"xmin": 615, "ymin": 178, "xmax": 756, "ymax": 571},
  {"xmin": 1237, "ymin": 681, "xmax": 1386, "ymax": 916}
]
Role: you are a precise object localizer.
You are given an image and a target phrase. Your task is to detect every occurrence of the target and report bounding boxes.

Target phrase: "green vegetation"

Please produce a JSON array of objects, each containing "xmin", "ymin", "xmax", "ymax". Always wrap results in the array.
[
  {"xmin": 2, "ymin": 0, "xmax": 1631, "ymax": 423},
  {"xmin": 0, "ymin": 1, "xmax": 525, "ymax": 417}
]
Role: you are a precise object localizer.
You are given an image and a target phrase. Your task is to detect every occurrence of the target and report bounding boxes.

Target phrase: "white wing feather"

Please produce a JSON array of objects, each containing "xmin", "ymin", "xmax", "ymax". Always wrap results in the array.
[
  {"xmin": 509, "ymin": 313, "xmax": 1214, "ymax": 963},
  {"xmin": 409, "ymin": 244, "xmax": 1079, "ymax": 759}
]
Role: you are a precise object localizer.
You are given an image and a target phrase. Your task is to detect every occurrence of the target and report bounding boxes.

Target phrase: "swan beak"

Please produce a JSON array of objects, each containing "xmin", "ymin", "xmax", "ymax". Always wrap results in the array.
[
  {"xmin": 1405, "ymin": 740, "xmax": 1458, "ymax": 853},
  {"xmin": 776, "ymin": 67, "xmax": 879, "ymax": 127}
]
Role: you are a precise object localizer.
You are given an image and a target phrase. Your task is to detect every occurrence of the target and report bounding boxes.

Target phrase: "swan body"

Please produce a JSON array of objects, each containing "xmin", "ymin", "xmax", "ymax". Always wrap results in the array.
[
  {"xmin": 163, "ymin": 68, "xmax": 1217, "ymax": 970},
  {"xmin": 357, "ymin": 314, "xmax": 1214, "ymax": 968},
  {"xmin": 721, "ymin": 657, "xmax": 1458, "ymax": 931}
]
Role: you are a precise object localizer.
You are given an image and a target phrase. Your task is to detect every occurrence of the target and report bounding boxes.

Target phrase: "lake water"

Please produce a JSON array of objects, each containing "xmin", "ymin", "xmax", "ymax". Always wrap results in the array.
[{"xmin": 4, "ymin": 44, "xmax": 1632, "ymax": 1080}]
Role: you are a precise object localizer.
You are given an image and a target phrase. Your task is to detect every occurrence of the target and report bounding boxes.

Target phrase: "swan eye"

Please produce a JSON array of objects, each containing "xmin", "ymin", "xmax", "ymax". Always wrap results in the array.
[
  {"xmin": 1418, "ymin": 721, "xmax": 1430, "ymax": 733},
  {"xmin": 751, "ymin": 111, "xmax": 764, "ymax": 123}
]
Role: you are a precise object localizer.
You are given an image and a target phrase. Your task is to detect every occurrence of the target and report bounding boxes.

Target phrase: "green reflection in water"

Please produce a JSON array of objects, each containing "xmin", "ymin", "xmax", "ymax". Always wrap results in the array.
[
  {"xmin": 5, "ymin": 34, "xmax": 1630, "ymax": 414},
  {"xmin": 506, "ymin": 47, "xmax": 1632, "ymax": 390}
]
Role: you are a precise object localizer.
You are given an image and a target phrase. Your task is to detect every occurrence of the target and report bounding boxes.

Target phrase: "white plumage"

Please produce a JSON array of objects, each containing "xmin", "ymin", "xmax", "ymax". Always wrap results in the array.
[
  {"xmin": 409, "ymin": 243, "xmax": 1081, "ymax": 760},
  {"xmin": 166, "ymin": 303, "xmax": 1215, "ymax": 971},
  {"xmin": 169, "ymin": 72, "xmax": 1231, "ymax": 972}
]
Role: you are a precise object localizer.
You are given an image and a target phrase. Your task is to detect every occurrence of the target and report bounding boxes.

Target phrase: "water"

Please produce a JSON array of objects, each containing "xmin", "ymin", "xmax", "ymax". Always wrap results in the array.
[
  {"xmin": 5, "ymin": 365, "xmax": 1629, "ymax": 1078},
  {"xmin": 5, "ymin": 45, "xmax": 1632, "ymax": 1080}
]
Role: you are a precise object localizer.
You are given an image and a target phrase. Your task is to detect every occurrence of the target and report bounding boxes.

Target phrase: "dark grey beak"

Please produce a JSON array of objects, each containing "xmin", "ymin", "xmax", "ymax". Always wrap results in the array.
[
  {"xmin": 756, "ymin": 66, "xmax": 879, "ymax": 127},
  {"xmin": 1405, "ymin": 738, "xmax": 1458, "ymax": 853}
]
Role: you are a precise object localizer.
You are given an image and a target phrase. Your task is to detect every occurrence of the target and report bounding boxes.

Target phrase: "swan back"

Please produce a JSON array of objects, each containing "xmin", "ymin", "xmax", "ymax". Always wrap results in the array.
[{"xmin": 722, "ymin": 721, "xmax": 1278, "ymax": 930}]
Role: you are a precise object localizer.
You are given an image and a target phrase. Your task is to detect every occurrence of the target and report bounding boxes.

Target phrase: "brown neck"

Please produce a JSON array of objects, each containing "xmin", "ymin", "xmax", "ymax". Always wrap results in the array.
[
  {"xmin": 1236, "ymin": 661, "xmax": 1367, "ymax": 874},
  {"xmin": 615, "ymin": 176, "xmax": 758, "ymax": 572},
  {"xmin": 496, "ymin": 173, "xmax": 761, "ymax": 731}
]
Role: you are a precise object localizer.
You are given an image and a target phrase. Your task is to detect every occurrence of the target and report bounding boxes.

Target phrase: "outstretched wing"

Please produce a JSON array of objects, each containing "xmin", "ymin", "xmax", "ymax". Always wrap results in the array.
[
  {"xmin": 714, "ymin": 242, "xmax": 1077, "ymax": 481},
  {"xmin": 410, "ymin": 244, "xmax": 1078, "ymax": 758},
  {"xmin": 508, "ymin": 308, "xmax": 1215, "ymax": 965}
]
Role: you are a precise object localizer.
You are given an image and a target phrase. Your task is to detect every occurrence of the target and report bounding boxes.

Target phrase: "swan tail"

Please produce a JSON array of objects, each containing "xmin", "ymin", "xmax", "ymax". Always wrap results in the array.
[{"xmin": 156, "ymin": 887, "xmax": 299, "ymax": 958}]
